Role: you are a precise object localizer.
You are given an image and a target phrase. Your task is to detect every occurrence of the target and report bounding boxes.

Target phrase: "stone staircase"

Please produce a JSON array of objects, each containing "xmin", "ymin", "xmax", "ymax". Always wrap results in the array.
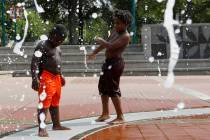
[{"xmin": 0, "ymin": 44, "xmax": 210, "ymax": 77}]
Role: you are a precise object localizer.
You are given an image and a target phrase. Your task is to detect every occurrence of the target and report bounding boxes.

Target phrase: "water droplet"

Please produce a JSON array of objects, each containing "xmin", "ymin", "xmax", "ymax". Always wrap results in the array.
[
  {"xmin": 91, "ymin": 46, "xmax": 96, "ymax": 50},
  {"xmin": 92, "ymin": 13, "xmax": 98, "ymax": 19},
  {"xmin": 186, "ymin": 19, "xmax": 192, "ymax": 25},
  {"xmin": 45, "ymin": 21, "xmax": 49, "ymax": 25},
  {"xmin": 37, "ymin": 102, "xmax": 43, "ymax": 109},
  {"xmin": 93, "ymin": 74, "xmax": 97, "ymax": 78},
  {"xmin": 175, "ymin": 29, "xmax": 180, "ymax": 34},
  {"xmin": 26, "ymin": 71, "xmax": 30, "ymax": 75},
  {"xmin": 39, "ymin": 113, "xmax": 46, "ymax": 121},
  {"xmin": 40, "ymin": 35, "xmax": 48, "ymax": 41},
  {"xmin": 100, "ymin": 72, "xmax": 104, "ymax": 76},
  {"xmin": 157, "ymin": 52, "xmax": 163, "ymax": 56},
  {"xmin": 39, "ymin": 90, "xmax": 47, "ymax": 101},
  {"xmin": 130, "ymin": 32, "xmax": 134, "ymax": 36},
  {"xmin": 40, "ymin": 122, "xmax": 46, "ymax": 129},
  {"xmin": 177, "ymin": 102, "xmax": 185, "ymax": 109},
  {"xmin": 156, "ymin": 0, "xmax": 163, "ymax": 3},
  {"xmin": 23, "ymin": 54, "xmax": 27, "ymax": 58},
  {"xmin": 16, "ymin": 34, "xmax": 21, "ymax": 40},
  {"xmin": 148, "ymin": 57, "xmax": 154, "ymax": 63},
  {"xmin": 34, "ymin": 50, "xmax": 42, "ymax": 57}
]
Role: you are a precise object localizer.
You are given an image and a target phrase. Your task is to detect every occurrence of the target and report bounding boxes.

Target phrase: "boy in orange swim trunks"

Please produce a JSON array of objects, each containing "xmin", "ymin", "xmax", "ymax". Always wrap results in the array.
[{"xmin": 31, "ymin": 24, "xmax": 70, "ymax": 137}]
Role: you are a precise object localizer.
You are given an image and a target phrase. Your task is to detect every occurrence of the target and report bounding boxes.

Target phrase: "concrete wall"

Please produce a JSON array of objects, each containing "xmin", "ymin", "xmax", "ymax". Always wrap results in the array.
[{"xmin": 142, "ymin": 23, "xmax": 210, "ymax": 59}]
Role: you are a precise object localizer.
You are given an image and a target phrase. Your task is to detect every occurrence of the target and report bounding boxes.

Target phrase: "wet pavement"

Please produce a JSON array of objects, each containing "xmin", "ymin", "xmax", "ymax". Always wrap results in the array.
[{"xmin": 1, "ymin": 75, "xmax": 210, "ymax": 139}]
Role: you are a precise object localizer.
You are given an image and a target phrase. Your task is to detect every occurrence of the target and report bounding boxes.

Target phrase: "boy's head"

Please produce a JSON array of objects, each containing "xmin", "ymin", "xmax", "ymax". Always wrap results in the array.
[
  {"xmin": 113, "ymin": 9, "xmax": 132, "ymax": 33},
  {"xmin": 48, "ymin": 24, "xmax": 67, "ymax": 47}
]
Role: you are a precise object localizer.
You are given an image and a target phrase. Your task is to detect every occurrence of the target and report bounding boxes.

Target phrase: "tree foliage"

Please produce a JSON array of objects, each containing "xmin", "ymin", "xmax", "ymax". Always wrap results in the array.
[{"xmin": 1, "ymin": 0, "xmax": 210, "ymax": 44}]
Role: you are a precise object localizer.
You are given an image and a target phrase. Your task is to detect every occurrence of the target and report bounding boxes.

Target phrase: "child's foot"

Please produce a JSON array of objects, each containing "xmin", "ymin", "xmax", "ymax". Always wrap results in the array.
[
  {"xmin": 52, "ymin": 126, "xmax": 71, "ymax": 130},
  {"xmin": 108, "ymin": 118, "xmax": 125, "ymax": 124},
  {"xmin": 95, "ymin": 115, "xmax": 110, "ymax": 122},
  {"xmin": 38, "ymin": 129, "xmax": 49, "ymax": 137}
]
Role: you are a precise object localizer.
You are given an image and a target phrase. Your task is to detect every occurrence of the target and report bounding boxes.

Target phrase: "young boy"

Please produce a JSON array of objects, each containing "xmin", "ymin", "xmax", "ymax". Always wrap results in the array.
[
  {"xmin": 88, "ymin": 10, "xmax": 132, "ymax": 124},
  {"xmin": 31, "ymin": 24, "xmax": 70, "ymax": 137}
]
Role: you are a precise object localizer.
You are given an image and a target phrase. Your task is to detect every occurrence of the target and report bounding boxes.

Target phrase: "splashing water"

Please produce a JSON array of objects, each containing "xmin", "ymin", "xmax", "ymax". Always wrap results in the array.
[
  {"xmin": 130, "ymin": 32, "xmax": 134, "ymax": 36},
  {"xmin": 39, "ymin": 89, "xmax": 47, "ymax": 101},
  {"xmin": 186, "ymin": 19, "xmax": 192, "ymax": 25},
  {"xmin": 26, "ymin": 70, "xmax": 30, "ymax": 76},
  {"xmin": 163, "ymin": 0, "xmax": 180, "ymax": 88},
  {"xmin": 92, "ymin": 13, "xmax": 98, "ymax": 19},
  {"xmin": 148, "ymin": 57, "xmax": 154, "ymax": 63},
  {"xmin": 91, "ymin": 45, "xmax": 96, "ymax": 50},
  {"xmin": 157, "ymin": 60, "xmax": 161, "ymax": 77},
  {"xmin": 13, "ymin": 8, "xmax": 29, "ymax": 56},
  {"xmin": 16, "ymin": 34, "xmax": 21, "ymax": 40},
  {"xmin": 157, "ymin": 0, "xmax": 164, "ymax": 3},
  {"xmin": 175, "ymin": 28, "xmax": 180, "ymax": 34},
  {"xmin": 108, "ymin": 65, "xmax": 112, "ymax": 70},
  {"xmin": 34, "ymin": 0, "xmax": 45, "ymax": 13},
  {"xmin": 34, "ymin": 50, "xmax": 42, "ymax": 58},
  {"xmin": 100, "ymin": 72, "xmax": 104, "ymax": 76},
  {"xmin": 177, "ymin": 102, "xmax": 185, "ymax": 109},
  {"xmin": 40, "ymin": 35, "xmax": 48, "ymax": 41},
  {"xmin": 37, "ymin": 102, "xmax": 43, "ymax": 109},
  {"xmin": 39, "ymin": 113, "xmax": 46, "ymax": 128},
  {"xmin": 80, "ymin": 46, "xmax": 89, "ymax": 70},
  {"xmin": 93, "ymin": 73, "xmax": 97, "ymax": 78}
]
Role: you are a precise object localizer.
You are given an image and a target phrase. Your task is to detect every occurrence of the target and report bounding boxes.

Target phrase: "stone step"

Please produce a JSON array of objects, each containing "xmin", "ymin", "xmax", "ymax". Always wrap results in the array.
[
  {"xmin": 11, "ymin": 67, "xmax": 210, "ymax": 77},
  {"xmin": 0, "ymin": 59, "xmax": 210, "ymax": 71},
  {"xmin": 0, "ymin": 52, "xmax": 145, "ymax": 62},
  {"xmin": 0, "ymin": 44, "xmax": 143, "ymax": 54}
]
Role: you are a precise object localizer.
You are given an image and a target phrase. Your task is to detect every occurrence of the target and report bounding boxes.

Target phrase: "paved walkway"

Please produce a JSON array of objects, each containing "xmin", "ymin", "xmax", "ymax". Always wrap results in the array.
[
  {"xmin": 83, "ymin": 116, "xmax": 210, "ymax": 140},
  {"xmin": 1, "ymin": 75, "xmax": 210, "ymax": 139}
]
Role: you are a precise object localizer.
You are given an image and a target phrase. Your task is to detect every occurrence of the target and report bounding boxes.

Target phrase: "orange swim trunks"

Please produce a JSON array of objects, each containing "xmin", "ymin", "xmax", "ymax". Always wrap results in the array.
[{"xmin": 38, "ymin": 70, "xmax": 62, "ymax": 109}]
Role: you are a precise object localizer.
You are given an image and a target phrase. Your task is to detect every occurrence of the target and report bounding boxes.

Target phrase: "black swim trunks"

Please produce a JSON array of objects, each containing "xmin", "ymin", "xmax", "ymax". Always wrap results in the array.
[{"xmin": 98, "ymin": 57, "xmax": 125, "ymax": 97}]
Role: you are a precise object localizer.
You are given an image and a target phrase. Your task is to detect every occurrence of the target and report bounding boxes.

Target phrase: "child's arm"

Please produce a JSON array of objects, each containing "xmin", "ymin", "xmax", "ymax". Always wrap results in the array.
[
  {"xmin": 96, "ymin": 33, "xmax": 130, "ymax": 51},
  {"xmin": 88, "ymin": 30, "xmax": 114, "ymax": 60},
  {"xmin": 88, "ymin": 45, "xmax": 105, "ymax": 60},
  {"xmin": 31, "ymin": 43, "xmax": 44, "ymax": 91},
  {"xmin": 93, "ymin": 45, "xmax": 105, "ymax": 55}
]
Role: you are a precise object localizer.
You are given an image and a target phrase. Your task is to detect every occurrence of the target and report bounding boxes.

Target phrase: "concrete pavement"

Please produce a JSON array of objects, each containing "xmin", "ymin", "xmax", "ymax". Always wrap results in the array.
[{"xmin": 1, "ymin": 75, "xmax": 210, "ymax": 139}]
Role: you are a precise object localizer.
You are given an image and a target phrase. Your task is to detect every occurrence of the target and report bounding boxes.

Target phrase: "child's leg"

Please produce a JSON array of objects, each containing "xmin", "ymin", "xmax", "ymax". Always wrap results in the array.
[
  {"xmin": 101, "ymin": 95, "xmax": 110, "ymax": 116},
  {"xmin": 50, "ymin": 75, "xmax": 70, "ymax": 130},
  {"xmin": 95, "ymin": 95, "xmax": 110, "ymax": 122},
  {"xmin": 37, "ymin": 108, "xmax": 49, "ymax": 137},
  {"xmin": 109, "ymin": 96, "xmax": 124, "ymax": 124},
  {"xmin": 49, "ymin": 106, "xmax": 70, "ymax": 130}
]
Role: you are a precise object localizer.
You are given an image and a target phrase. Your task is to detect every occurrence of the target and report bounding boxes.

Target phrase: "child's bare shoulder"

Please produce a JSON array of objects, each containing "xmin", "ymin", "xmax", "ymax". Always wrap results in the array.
[
  {"xmin": 121, "ymin": 32, "xmax": 130, "ymax": 39},
  {"xmin": 35, "ymin": 41, "xmax": 45, "ymax": 50}
]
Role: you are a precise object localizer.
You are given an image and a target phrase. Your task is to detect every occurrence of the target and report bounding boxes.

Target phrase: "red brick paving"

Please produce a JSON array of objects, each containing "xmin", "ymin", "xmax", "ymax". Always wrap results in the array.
[{"xmin": 83, "ymin": 120, "xmax": 210, "ymax": 140}]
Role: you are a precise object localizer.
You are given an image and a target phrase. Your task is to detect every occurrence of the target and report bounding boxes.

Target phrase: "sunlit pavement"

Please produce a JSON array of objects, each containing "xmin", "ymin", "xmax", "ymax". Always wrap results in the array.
[{"xmin": 1, "ymin": 75, "xmax": 210, "ymax": 139}]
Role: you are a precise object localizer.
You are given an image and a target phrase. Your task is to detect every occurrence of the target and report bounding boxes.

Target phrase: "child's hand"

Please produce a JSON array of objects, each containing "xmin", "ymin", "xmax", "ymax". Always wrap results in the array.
[
  {"xmin": 95, "ymin": 37, "xmax": 105, "ymax": 45},
  {"xmin": 32, "ymin": 79, "xmax": 40, "ymax": 91},
  {"xmin": 88, "ymin": 53, "xmax": 96, "ymax": 60},
  {"xmin": 61, "ymin": 75, "xmax": 66, "ymax": 87}
]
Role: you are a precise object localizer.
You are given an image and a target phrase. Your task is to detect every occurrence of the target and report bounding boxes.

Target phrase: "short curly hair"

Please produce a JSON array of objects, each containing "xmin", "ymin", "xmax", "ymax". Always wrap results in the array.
[
  {"xmin": 49, "ymin": 24, "xmax": 67, "ymax": 39},
  {"xmin": 113, "ymin": 9, "xmax": 132, "ymax": 26}
]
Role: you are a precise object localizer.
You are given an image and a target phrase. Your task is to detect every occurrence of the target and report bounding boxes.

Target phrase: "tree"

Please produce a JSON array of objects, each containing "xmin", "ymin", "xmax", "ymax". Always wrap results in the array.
[
  {"xmin": 38, "ymin": 0, "xmax": 111, "ymax": 45},
  {"xmin": 136, "ymin": 0, "xmax": 210, "ymax": 24},
  {"xmin": 84, "ymin": 18, "xmax": 109, "ymax": 44},
  {"xmin": 16, "ymin": 10, "xmax": 53, "ymax": 42}
]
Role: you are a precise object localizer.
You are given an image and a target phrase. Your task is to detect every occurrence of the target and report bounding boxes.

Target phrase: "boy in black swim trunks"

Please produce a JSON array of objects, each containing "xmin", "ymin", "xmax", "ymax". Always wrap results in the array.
[{"xmin": 88, "ymin": 9, "xmax": 132, "ymax": 124}]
